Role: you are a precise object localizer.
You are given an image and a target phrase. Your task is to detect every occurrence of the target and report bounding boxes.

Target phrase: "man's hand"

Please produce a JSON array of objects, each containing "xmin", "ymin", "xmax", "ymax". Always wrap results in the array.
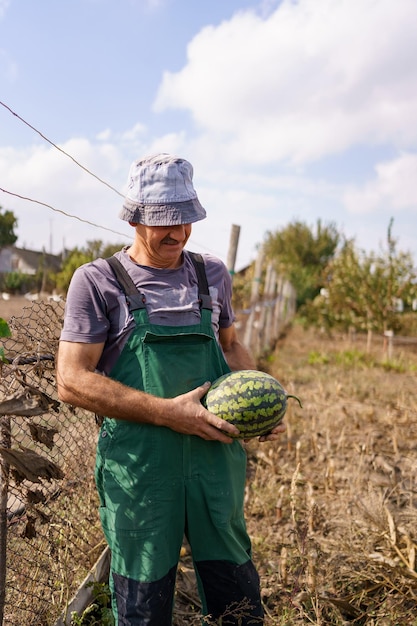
[
  {"xmin": 165, "ymin": 381, "xmax": 240, "ymax": 443},
  {"xmin": 258, "ymin": 421, "xmax": 287, "ymax": 443}
]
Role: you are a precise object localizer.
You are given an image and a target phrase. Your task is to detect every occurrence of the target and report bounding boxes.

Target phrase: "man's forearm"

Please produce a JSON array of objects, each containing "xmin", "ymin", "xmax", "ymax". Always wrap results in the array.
[
  {"xmin": 223, "ymin": 339, "xmax": 256, "ymax": 371},
  {"xmin": 57, "ymin": 367, "xmax": 165, "ymax": 424}
]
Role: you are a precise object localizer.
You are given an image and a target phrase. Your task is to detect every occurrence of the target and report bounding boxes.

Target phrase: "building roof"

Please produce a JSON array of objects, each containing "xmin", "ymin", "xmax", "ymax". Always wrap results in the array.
[{"xmin": 0, "ymin": 246, "xmax": 62, "ymax": 274}]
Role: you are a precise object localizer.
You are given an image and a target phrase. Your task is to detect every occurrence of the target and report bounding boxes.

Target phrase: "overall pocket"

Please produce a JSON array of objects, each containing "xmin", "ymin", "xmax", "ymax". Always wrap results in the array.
[{"xmin": 142, "ymin": 330, "xmax": 214, "ymax": 397}]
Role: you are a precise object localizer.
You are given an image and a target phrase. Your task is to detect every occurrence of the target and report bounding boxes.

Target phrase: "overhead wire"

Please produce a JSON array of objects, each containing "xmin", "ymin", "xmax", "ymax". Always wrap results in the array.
[
  {"xmin": 0, "ymin": 100, "xmax": 124, "ymax": 197},
  {"xmin": 0, "ymin": 188, "xmax": 130, "ymax": 239},
  {"xmin": 0, "ymin": 100, "xmax": 222, "ymax": 256}
]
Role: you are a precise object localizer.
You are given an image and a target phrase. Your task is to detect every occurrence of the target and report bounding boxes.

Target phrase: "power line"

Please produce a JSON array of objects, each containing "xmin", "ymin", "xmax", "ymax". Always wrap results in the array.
[
  {"xmin": 0, "ymin": 187, "xmax": 131, "ymax": 240},
  {"xmin": 0, "ymin": 187, "xmax": 220, "ymax": 254},
  {"xmin": 0, "ymin": 100, "xmax": 224, "ymax": 257},
  {"xmin": 0, "ymin": 100, "xmax": 124, "ymax": 197}
]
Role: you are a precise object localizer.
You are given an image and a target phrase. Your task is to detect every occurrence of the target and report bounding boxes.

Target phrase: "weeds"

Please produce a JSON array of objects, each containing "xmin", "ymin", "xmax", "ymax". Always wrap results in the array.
[
  {"xmin": 242, "ymin": 324, "xmax": 417, "ymax": 625},
  {"xmin": 70, "ymin": 582, "xmax": 114, "ymax": 626},
  {"xmin": 308, "ymin": 346, "xmax": 416, "ymax": 373}
]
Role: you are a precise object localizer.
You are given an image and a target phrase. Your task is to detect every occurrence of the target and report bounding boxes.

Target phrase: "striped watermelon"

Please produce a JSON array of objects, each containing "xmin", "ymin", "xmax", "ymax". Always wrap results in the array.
[{"xmin": 203, "ymin": 369, "xmax": 302, "ymax": 439}]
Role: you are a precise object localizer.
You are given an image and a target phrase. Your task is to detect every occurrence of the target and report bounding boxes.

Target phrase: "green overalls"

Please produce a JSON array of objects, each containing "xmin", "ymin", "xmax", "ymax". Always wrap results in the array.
[{"xmin": 95, "ymin": 254, "xmax": 263, "ymax": 625}]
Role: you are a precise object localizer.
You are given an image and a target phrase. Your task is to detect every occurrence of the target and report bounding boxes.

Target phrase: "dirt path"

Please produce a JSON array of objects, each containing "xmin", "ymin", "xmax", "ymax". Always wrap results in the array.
[{"xmin": 0, "ymin": 295, "xmax": 33, "ymax": 321}]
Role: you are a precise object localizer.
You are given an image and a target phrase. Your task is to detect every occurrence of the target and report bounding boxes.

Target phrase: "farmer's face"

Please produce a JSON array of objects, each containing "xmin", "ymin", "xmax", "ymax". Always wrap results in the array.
[{"xmin": 129, "ymin": 223, "xmax": 192, "ymax": 268}]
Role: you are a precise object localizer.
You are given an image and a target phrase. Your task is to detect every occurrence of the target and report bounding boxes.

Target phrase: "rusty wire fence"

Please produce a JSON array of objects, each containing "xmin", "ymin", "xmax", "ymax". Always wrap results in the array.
[{"xmin": 0, "ymin": 300, "xmax": 104, "ymax": 626}]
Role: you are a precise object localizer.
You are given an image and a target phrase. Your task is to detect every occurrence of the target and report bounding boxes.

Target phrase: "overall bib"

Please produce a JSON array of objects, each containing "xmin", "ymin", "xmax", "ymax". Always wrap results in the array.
[{"xmin": 95, "ymin": 254, "xmax": 263, "ymax": 625}]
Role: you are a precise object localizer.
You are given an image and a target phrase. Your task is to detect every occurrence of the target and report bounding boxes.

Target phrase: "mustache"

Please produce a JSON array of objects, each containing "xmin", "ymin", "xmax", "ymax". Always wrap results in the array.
[{"xmin": 161, "ymin": 236, "xmax": 184, "ymax": 244}]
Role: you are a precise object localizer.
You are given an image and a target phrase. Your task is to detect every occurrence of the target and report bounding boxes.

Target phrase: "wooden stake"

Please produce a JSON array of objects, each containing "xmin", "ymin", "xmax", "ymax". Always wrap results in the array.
[{"xmin": 226, "ymin": 224, "xmax": 241, "ymax": 278}]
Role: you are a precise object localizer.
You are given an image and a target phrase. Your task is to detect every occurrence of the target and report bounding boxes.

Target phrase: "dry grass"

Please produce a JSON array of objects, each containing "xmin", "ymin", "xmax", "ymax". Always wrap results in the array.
[
  {"xmin": 3, "ymin": 299, "xmax": 417, "ymax": 625},
  {"xmin": 175, "ymin": 323, "xmax": 417, "ymax": 625}
]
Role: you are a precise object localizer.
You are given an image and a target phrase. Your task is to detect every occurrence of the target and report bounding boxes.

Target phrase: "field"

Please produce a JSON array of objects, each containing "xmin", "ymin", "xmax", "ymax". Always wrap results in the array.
[
  {"xmin": 177, "ymin": 323, "xmax": 417, "ymax": 625},
  {"xmin": 2, "ymin": 296, "xmax": 417, "ymax": 625}
]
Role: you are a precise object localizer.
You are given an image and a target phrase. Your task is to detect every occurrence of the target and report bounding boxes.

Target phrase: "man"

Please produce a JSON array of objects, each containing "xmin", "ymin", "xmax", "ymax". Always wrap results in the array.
[{"xmin": 57, "ymin": 153, "xmax": 285, "ymax": 625}]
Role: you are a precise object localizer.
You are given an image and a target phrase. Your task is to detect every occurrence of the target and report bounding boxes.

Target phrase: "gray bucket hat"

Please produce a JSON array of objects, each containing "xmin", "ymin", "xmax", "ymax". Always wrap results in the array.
[{"xmin": 119, "ymin": 153, "xmax": 207, "ymax": 226}]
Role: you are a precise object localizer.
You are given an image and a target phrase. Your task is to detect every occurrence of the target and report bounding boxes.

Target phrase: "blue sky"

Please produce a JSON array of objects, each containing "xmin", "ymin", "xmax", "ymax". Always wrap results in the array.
[{"xmin": 1, "ymin": 0, "xmax": 416, "ymax": 270}]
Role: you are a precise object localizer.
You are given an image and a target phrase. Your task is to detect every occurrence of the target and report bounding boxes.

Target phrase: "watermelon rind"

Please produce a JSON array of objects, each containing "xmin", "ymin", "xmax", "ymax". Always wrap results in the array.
[{"xmin": 203, "ymin": 369, "xmax": 302, "ymax": 439}]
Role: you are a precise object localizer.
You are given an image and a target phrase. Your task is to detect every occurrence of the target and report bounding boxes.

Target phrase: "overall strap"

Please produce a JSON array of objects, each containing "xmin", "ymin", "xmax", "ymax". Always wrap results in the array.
[
  {"xmin": 106, "ymin": 252, "xmax": 212, "ymax": 312},
  {"xmin": 106, "ymin": 256, "xmax": 146, "ymax": 311},
  {"xmin": 188, "ymin": 251, "xmax": 212, "ymax": 311}
]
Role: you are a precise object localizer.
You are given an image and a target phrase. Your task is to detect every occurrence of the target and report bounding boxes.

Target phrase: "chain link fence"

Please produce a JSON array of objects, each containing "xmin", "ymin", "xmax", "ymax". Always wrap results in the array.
[
  {"xmin": 0, "ymin": 284, "xmax": 297, "ymax": 626},
  {"xmin": 0, "ymin": 300, "xmax": 104, "ymax": 626}
]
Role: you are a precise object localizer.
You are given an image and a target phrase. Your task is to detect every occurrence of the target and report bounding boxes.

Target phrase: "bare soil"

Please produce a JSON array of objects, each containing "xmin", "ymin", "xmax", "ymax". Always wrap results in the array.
[{"xmin": 0, "ymin": 295, "xmax": 37, "ymax": 322}]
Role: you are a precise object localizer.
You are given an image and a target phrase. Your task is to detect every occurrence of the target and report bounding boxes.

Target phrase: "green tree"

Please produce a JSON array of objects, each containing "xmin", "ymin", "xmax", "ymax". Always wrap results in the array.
[
  {"xmin": 263, "ymin": 219, "xmax": 341, "ymax": 307},
  {"xmin": 0, "ymin": 207, "xmax": 18, "ymax": 247},
  {"xmin": 54, "ymin": 240, "xmax": 126, "ymax": 293},
  {"xmin": 305, "ymin": 220, "xmax": 417, "ymax": 335},
  {"xmin": 3, "ymin": 271, "xmax": 31, "ymax": 294}
]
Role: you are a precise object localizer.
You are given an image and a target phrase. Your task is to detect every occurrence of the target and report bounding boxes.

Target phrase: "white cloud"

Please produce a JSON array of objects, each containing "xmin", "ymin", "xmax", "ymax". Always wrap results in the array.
[
  {"xmin": 96, "ymin": 129, "xmax": 112, "ymax": 141},
  {"xmin": 154, "ymin": 0, "xmax": 417, "ymax": 164},
  {"xmin": 343, "ymin": 152, "xmax": 417, "ymax": 215},
  {"xmin": 1, "ymin": 131, "xmax": 415, "ymax": 268},
  {"xmin": 0, "ymin": 139, "xmax": 132, "ymax": 252},
  {"xmin": 0, "ymin": 128, "xmax": 198, "ymax": 255},
  {"xmin": 2, "ymin": 0, "xmax": 417, "ymax": 267},
  {"xmin": 120, "ymin": 123, "xmax": 147, "ymax": 143}
]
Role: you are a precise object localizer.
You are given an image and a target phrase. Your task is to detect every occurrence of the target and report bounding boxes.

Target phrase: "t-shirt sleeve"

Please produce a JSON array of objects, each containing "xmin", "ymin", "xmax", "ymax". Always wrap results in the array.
[
  {"xmin": 203, "ymin": 253, "xmax": 236, "ymax": 329},
  {"xmin": 219, "ymin": 265, "xmax": 236, "ymax": 328},
  {"xmin": 60, "ymin": 262, "xmax": 112, "ymax": 344}
]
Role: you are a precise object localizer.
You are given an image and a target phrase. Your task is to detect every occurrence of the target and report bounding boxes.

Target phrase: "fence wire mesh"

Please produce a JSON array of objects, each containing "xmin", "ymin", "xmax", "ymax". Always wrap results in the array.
[
  {"xmin": 0, "ymin": 280, "xmax": 297, "ymax": 626},
  {"xmin": 0, "ymin": 300, "xmax": 104, "ymax": 626}
]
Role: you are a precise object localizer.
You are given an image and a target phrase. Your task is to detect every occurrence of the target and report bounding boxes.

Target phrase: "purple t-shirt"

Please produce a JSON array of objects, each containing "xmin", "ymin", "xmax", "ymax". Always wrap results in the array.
[{"xmin": 60, "ymin": 248, "xmax": 235, "ymax": 374}]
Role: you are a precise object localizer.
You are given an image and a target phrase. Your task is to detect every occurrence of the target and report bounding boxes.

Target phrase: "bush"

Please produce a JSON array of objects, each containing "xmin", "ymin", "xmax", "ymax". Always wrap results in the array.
[{"xmin": 3, "ymin": 271, "xmax": 33, "ymax": 294}]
